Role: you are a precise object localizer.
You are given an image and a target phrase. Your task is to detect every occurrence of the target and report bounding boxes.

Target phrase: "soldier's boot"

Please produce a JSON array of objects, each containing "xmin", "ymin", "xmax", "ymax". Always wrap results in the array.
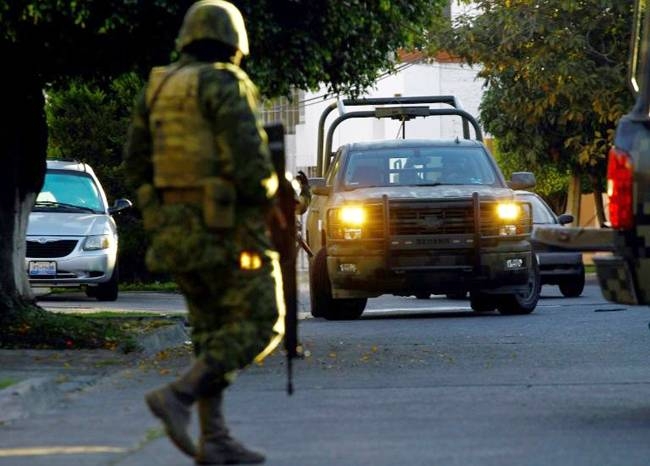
[
  {"xmin": 145, "ymin": 359, "xmax": 215, "ymax": 457},
  {"xmin": 195, "ymin": 393, "xmax": 265, "ymax": 464}
]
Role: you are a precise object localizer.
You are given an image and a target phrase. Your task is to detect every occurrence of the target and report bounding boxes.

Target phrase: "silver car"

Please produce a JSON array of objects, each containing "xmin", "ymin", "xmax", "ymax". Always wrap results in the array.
[
  {"xmin": 515, "ymin": 190, "xmax": 585, "ymax": 297},
  {"xmin": 25, "ymin": 160, "xmax": 132, "ymax": 301}
]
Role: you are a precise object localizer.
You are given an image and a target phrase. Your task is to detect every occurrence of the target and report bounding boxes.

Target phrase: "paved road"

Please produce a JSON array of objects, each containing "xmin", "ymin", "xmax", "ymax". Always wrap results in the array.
[{"xmin": 2, "ymin": 281, "xmax": 650, "ymax": 465}]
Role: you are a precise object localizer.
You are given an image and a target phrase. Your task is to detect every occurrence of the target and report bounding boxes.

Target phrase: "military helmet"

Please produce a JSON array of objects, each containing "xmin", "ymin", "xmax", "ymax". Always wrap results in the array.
[{"xmin": 176, "ymin": 0, "xmax": 249, "ymax": 56}]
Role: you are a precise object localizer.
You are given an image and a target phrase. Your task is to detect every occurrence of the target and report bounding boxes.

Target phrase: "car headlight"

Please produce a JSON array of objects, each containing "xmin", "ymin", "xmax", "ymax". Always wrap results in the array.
[{"xmin": 83, "ymin": 234, "xmax": 112, "ymax": 251}]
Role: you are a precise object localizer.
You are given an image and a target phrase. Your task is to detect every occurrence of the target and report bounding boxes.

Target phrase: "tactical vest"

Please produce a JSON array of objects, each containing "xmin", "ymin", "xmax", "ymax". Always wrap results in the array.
[
  {"xmin": 146, "ymin": 64, "xmax": 215, "ymax": 188},
  {"xmin": 146, "ymin": 63, "xmax": 239, "ymax": 230}
]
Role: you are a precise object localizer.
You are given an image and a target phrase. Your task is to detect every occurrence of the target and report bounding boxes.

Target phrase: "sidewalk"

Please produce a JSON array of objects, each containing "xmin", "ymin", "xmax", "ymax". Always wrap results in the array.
[
  {"xmin": 0, "ymin": 269, "xmax": 310, "ymax": 425},
  {"xmin": 0, "ymin": 320, "xmax": 191, "ymax": 425},
  {"xmin": 0, "ymin": 316, "xmax": 312, "ymax": 466}
]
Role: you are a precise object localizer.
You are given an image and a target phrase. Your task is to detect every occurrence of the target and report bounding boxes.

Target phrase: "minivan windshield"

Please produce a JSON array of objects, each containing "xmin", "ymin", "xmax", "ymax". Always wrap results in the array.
[
  {"xmin": 343, "ymin": 146, "xmax": 499, "ymax": 189},
  {"xmin": 32, "ymin": 170, "xmax": 105, "ymax": 213}
]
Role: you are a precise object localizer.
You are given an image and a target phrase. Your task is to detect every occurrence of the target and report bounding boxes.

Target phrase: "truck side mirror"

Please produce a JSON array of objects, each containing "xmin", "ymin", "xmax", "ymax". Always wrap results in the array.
[
  {"xmin": 557, "ymin": 213, "xmax": 574, "ymax": 225},
  {"xmin": 312, "ymin": 184, "xmax": 331, "ymax": 196},
  {"xmin": 508, "ymin": 172, "xmax": 536, "ymax": 190}
]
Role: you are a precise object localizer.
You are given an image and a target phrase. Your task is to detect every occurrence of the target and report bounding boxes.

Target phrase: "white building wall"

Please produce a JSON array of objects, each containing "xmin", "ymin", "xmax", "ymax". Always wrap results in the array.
[{"xmin": 289, "ymin": 60, "xmax": 484, "ymax": 173}]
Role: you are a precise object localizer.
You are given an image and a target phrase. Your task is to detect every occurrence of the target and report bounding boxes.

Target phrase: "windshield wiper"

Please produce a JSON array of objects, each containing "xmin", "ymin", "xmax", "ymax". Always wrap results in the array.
[{"xmin": 33, "ymin": 200, "xmax": 97, "ymax": 213}]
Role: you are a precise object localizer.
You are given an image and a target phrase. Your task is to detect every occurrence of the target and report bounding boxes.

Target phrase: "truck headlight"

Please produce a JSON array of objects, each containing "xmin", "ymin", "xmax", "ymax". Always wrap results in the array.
[
  {"xmin": 329, "ymin": 206, "xmax": 367, "ymax": 239},
  {"xmin": 496, "ymin": 202, "xmax": 521, "ymax": 221},
  {"xmin": 339, "ymin": 206, "xmax": 366, "ymax": 226},
  {"xmin": 495, "ymin": 202, "xmax": 522, "ymax": 236},
  {"xmin": 83, "ymin": 234, "xmax": 112, "ymax": 250}
]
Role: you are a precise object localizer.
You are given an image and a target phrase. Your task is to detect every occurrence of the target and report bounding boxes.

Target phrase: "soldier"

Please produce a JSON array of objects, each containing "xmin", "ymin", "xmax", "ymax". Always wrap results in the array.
[{"xmin": 124, "ymin": 1, "xmax": 283, "ymax": 464}]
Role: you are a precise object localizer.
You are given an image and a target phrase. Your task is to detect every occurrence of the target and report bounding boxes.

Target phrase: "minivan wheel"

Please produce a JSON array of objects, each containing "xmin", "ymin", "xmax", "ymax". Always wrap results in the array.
[
  {"xmin": 309, "ymin": 248, "xmax": 366, "ymax": 320},
  {"xmin": 95, "ymin": 267, "xmax": 119, "ymax": 302}
]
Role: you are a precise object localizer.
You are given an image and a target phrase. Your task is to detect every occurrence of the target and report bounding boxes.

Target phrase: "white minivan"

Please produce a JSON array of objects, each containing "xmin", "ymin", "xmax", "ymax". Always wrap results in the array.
[{"xmin": 26, "ymin": 160, "xmax": 132, "ymax": 301}]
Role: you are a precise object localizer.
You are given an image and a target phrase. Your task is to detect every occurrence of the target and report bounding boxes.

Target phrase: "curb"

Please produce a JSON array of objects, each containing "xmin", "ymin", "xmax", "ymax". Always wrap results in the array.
[
  {"xmin": 0, "ymin": 320, "xmax": 190, "ymax": 424},
  {"xmin": 137, "ymin": 320, "xmax": 191, "ymax": 356}
]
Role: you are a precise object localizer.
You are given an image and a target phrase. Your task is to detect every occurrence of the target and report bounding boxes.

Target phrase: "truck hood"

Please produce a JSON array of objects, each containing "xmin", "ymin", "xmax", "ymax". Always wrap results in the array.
[
  {"xmin": 27, "ymin": 212, "xmax": 116, "ymax": 237},
  {"xmin": 333, "ymin": 185, "xmax": 516, "ymax": 203}
]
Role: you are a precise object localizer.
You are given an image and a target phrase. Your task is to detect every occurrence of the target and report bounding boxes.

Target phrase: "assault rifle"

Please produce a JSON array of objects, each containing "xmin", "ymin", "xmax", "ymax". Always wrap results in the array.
[{"xmin": 265, "ymin": 123, "xmax": 302, "ymax": 395}]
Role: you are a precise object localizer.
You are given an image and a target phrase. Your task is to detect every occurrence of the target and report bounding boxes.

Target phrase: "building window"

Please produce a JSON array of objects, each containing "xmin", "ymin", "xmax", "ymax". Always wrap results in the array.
[{"xmin": 261, "ymin": 89, "xmax": 304, "ymax": 134}]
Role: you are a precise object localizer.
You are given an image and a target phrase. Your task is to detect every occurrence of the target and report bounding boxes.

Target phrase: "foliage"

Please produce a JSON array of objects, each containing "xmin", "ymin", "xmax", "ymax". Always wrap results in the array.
[
  {"xmin": 0, "ymin": 305, "xmax": 181, "ymax": 352},
  {"xmin": 0, "ymin": 305, "xmax": 138, "ymax": 352},
  {"xmin": 120, "ymin": 281, "xmax": 179, "ymax": 292},
  {"xmin": 428, "ymin": 0, "xmax": 634, "ymax": 185},
  {"xmin": 0, "ymin": 378, "xmax": 17, "ymax": 390},
  {"xmin": 2, "ymin": 1, "xmax": 445, "ymax": 98},
  {"xmin": 490, "ymin": 140, "xmax": 570, "ymax": 213},
  {"xmin": 241, "ymin": 0, "xmax": 446, "ymax": 97}
]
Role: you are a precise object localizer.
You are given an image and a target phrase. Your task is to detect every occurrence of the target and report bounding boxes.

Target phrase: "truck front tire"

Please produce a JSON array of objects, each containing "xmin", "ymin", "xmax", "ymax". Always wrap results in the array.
[
  {"xmin": 309, "ymin": 248, "xmax": 366, "ymax": 320},
  {"xmin": 497, "ymin": 256, "xmax": 540, "ymax": 315}
]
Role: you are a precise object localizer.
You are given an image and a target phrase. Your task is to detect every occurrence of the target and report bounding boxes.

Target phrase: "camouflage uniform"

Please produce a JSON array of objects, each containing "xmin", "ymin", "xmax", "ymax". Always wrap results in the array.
[{"xmin": 124, "ymin": 2, "xmax": 280, "ymax": 464}]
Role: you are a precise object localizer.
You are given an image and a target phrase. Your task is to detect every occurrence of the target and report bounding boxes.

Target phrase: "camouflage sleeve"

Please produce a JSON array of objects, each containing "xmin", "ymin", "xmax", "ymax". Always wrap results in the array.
[
  {"xmin": 200, "ymin": 67, "xmax": 275, "ymax": 209},
  {"xmin": 123, "ymin": 88, "xmax": 154, "ymax": 190}
]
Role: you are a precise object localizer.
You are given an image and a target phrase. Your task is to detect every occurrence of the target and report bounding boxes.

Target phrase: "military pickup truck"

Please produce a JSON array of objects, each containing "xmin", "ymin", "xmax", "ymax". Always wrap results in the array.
[
  {"xmin": 532, "ymin": 2, "xmax": 650, "ymax": 306},
  {"xmin": 305, "ymin": 96, "xmax": 539, "ymax": 320}
]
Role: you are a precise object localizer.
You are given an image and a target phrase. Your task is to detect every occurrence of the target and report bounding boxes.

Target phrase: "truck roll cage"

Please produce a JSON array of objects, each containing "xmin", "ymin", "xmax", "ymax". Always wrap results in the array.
[{"xmin": 316, "ymin": 95, "xmax": 483, "ymax": 176}]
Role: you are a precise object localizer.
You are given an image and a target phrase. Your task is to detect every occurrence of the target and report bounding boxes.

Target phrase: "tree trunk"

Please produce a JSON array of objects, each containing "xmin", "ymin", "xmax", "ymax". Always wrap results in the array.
[
  {"xmin": 566, "ymin": 174, "xmax": 582, "ymax": 226},
  {"xmin": 590, "ymin": 174, "xmax": 607, "ymax": 227},
  {"xmin": 0, "ymin": 73, "xmax": 48, "ymax": 321}
]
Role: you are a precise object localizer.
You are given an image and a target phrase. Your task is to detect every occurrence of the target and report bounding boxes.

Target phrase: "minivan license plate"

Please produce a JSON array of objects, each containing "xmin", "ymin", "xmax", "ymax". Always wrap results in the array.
[{"xmin": 29, "ymin": 261, "xmax": 56, "ymax": 277}]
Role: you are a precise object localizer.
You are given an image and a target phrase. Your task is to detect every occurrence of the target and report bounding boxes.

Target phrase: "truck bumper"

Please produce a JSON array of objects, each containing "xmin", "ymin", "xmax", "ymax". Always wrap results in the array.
[{"xmin": 327, "ymin": 244, "xmax": 532, "ymax": 299}]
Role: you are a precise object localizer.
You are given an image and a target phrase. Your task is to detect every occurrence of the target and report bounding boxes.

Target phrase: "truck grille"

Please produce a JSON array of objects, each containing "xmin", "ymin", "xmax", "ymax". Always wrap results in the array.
[
  {"xmin": 26, "ymin": 240, "xmax": 78, "ymax": 258},
  {"xmin": 388, "ymin": 199, "xmax": 531, "ymax": 238},
  {"xmin": 390, "ymin": 203, "xmax": 472, "ymax": 235}
]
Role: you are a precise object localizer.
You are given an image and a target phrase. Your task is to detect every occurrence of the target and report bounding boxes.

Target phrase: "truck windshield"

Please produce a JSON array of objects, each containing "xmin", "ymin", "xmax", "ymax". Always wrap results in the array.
[{"xmin": 343, "ymin": 146, "xmax": 498, "ymax": 188}]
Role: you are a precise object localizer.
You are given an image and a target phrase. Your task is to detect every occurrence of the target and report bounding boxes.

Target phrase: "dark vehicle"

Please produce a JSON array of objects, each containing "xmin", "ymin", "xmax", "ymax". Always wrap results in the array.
[
  {"xmin": 306, "ymin": 96, "xmax": 539, "ymax": 320},
  {"xmin": 533, "ymin": 1, "xmax": 650, "ymax": 306},
  {"xmin": 516, "ymin": 191, "xmax": 585, "ymax": 297}
]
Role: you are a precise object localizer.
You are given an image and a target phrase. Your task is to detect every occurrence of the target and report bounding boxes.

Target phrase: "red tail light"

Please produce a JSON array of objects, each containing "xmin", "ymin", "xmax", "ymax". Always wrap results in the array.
[{"xmin": 607, "ymin": 146, "xmax": 634, "ymax": 229}]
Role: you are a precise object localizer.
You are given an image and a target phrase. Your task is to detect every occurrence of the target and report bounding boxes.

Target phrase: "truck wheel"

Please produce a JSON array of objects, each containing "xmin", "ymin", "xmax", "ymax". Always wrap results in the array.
[
  {"xmin": 497, "ymin": 256, "xmax": 540, "ymax": 315},
  {"xmin": 470, "ymin": 292, "xmax": 497, "ymax": 312},
  {"xmin": 309, "ymin": 248, "xmax": 366, "ymax": 320},
  {"xmin": 559, "ymin": 265, "xmax": 585, "ymax": 297},
  {"xmin": 95, "ymin": 267, "xmax": 119, "ymax": 302}
]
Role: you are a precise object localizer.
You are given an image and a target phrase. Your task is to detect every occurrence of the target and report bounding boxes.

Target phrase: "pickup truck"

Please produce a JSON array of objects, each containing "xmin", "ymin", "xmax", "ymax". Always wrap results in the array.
[{"xmin": 306, "ymin": 96, "xmax": 539, "ymax": 319}]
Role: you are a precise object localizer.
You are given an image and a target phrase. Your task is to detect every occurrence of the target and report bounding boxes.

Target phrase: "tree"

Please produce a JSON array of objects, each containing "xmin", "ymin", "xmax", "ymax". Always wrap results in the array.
[
  {"xmin": 428, "ymin": 0, "xmax": 634, "ymax": 224},
  {"xmin": 0, "ymin": 1, "xmax": 444, "ymax": 322}
]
